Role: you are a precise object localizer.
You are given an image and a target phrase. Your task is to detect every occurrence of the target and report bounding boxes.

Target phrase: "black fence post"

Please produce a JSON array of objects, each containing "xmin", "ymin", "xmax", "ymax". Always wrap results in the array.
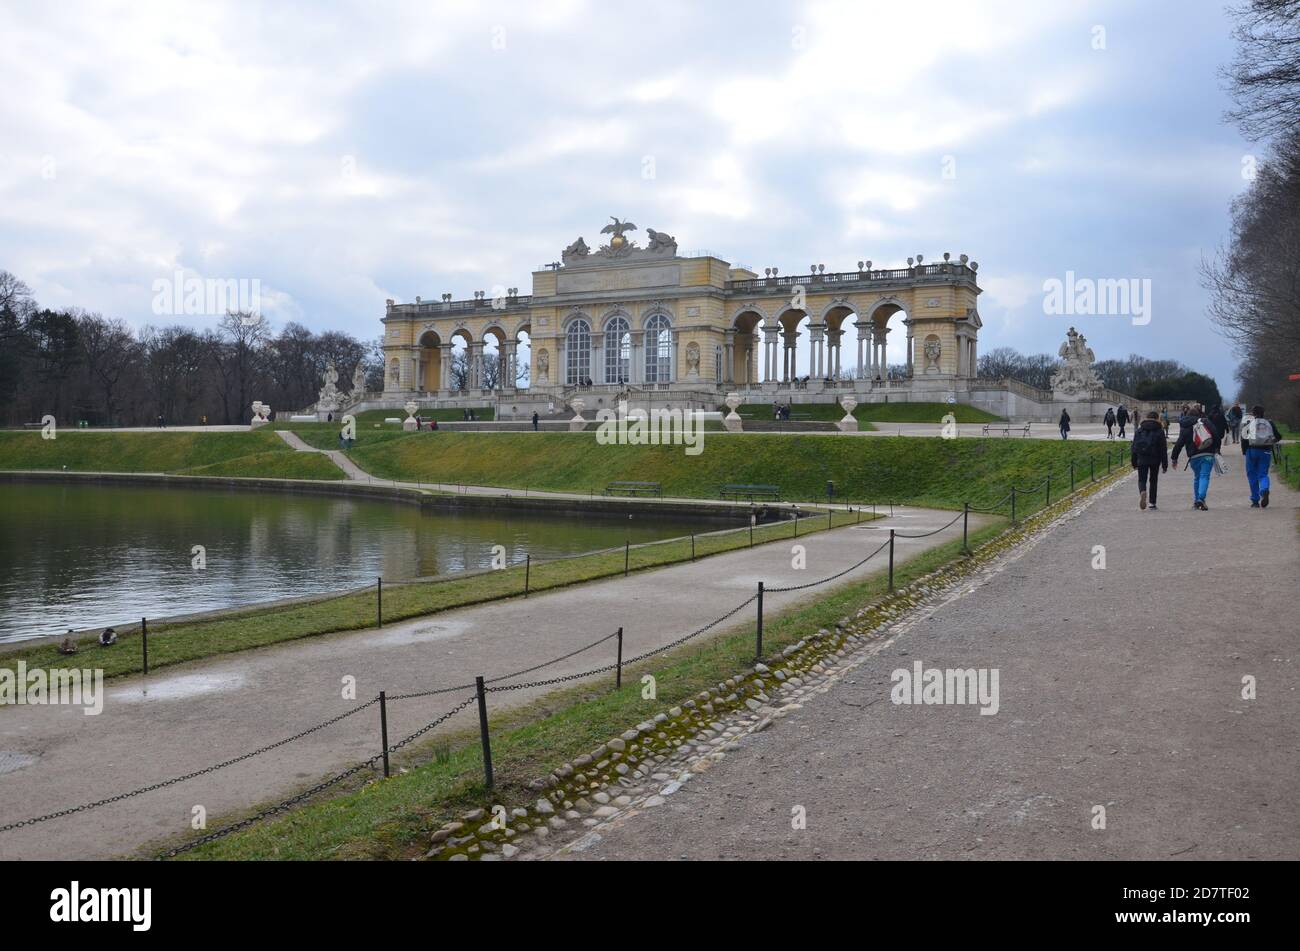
[
  {"xmin": 793, "ymin": 512, "xmax": 798, "ymax": 538},
  {"xmin": 749, "ymin": 518, "xmax": 754, "ymax": 548},
  {"xmin": 690, "ymin": 534, "xmax": 695, "ymax": 561},
  {"xmin": 1045, "ymin": 472, "xmax": 1051, "ymax": 507},
  {"xmin": 624, "ymin": 541, "xmax": 630, "ymax": 577},
  {"xmin": 615, "ymin": 626, "xmax": 624, "ymax": 688},
  {"xmin": 1069, "ymin": 461, "xmax": 1075, "ymax": 493},
  {"xmin": 755, "ymin": 581, "xmax": 764, "ymax": 659},
  {"xmin": 140, "ymin": 617, "xmax": 149, "ymax": 675},
  {"xmin": 524, "ymin": 554, "xmax": 531, "ymax": 597},
  {"xmin": 1090, "ymin": 457, "xmax": 1095, "ymax": 482},
  {"xmin": 475, "ymin": 676, "xmax": 494, "ymax": 789},
  {"xmin": 1011, "ymin": 487, "xmax": 1017, "ymax": 524},
  {"xmin": 379, "ymin": 691, "xmax": 391, "ymax": 778},
  {"xmin": 962, "ymin": 502, "xmax": 969, "ymax": 553},
  {"xmin": 376, "ymin": 577, "xmax": 382, "ymax": 628},
  {"xmin": 888, "ymin": 530, "xmax": 895, "ymax": 591}
]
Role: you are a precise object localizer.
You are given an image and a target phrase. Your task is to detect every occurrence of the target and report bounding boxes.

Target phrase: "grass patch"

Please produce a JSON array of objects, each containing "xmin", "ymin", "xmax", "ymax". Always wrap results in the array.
[
  {"xmin": 174, "ymin": 450, "xmax": 346, "ymax": 480},
  {"xmin": 351, "ymin": 431, "xmax": 1128, "ymax": 507},
  {"xmin": 0, "ymin": 430, "xmax": 294, "ymax": 473}
]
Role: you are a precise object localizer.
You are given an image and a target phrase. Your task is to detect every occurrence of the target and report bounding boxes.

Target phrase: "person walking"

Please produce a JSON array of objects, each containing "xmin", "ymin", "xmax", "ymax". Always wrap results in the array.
[
  {"xmin": 1058, "ymin": 408, "xmax": 1071, "ymax": 440},
  {"xmin": 1130, "ymin": 411, "xmax": 1168, "ymax": 511},
  {"xmin": 1171, "ymin": 403, "xmax": 1221, "ymax": 510},
  {"xmin": 1209, "ymin": 405, "xmax": 1228, "ymax": 445},
  {"xmin": 1161, "ymin": 407, "xmax": 1170, "ymax": 433},
  {"xmin": 1227, "ymin": 403, "xmax": 1243, "ymax": 444},
  {"xmin": 1241, "ymin": 404, "xmax": 1280, "ymax": 508},
  {"xmin": 531, "ymin": 411, "xmax": 539, "ymax": 431},
  {"xmin": 1103, "ymin": 406, "xmax": 1116, "ymax": 438},
  {"xmin": 1115, "ymin": 404, "xmax": 1129, "ymax": 439}
]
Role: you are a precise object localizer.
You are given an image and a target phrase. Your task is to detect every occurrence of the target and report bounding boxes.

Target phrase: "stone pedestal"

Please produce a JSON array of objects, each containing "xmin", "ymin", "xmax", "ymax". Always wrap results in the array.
[
  {"xmin": 837, "ymin": 396, "xmax": 859, "ymax": 432},
  {"xmin": 249, "ymin": 401, "xmax": 270, "ymax": 429},
  {"xmin": 723, "ymin": 392, "xmax": 743, "ymax": 433},
  {"xmin": 569, "ymin": 398, "xmax": 587, "ymax": 433},
  {"xmin": 402, "ymin": 400, "xmax": 419, "ymax": 431}
]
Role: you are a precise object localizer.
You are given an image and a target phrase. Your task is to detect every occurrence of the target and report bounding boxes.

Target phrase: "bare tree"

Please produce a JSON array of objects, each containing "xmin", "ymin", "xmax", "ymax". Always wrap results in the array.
[{"xmin": 1224, "ymin": 0, "xmax": 1300, "ymax": 139}]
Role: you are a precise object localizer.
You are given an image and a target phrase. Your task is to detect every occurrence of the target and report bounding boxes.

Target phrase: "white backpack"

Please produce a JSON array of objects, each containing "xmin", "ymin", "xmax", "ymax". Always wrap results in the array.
[{"xmin": 1242, "ymin": 415, "xmax": 1275, "ymax": 445}]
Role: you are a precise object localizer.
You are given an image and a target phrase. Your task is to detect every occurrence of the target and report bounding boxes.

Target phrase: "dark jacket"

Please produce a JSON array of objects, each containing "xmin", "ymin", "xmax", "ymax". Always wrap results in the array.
[
  {"xmin": 1103, "ymin": 409, "xmax": 1115, "ymax": 426},
  {"xmin": 1059, "ymin": 411, "xmax": 1070, "ymax": 431},
  {"xmin": 1172, "ymin": 414, "xmax": 1220, "ymax": 464},
  {"xmin": 1130, "ymin": 419, "xmax": 1168, "ymax": 468},
  {"xmin": 1116, "ymin": 406, "xmax": 1129, "ymax": 425},
  {"xmin": 1209, "ymin": 408, "xmax": 1228, "ymax": 441}
]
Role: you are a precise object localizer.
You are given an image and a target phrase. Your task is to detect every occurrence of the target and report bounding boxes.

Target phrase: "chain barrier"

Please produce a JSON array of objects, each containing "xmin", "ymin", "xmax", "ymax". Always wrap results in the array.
[
  {"xmin": 0, "ymin": 696, "xmax": 381, "ymax": 834},
  {"xmin": 161, "ymin": 694, "xmax": 476, "ymax": 857},
  {"xmin": 765, "ymin": 538, "xmax": 892, "ymax": 593},
  {"xmin": 892, "ymin": 510, "xmax": 965, "ymax": 539}
]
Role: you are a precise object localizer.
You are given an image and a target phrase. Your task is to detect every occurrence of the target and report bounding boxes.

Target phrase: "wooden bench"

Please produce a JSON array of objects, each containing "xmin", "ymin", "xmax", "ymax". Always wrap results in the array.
[
  {"xmin": 604, "ymin": 481, "xmax": 662, "ymax": 497},
  {"xmin": 719, "ymin": 483, "xmax": 781, "ymax": 501},
  {"xmin": 981, "ymin": 422, "xmax": 1032, "ymax": 437}
]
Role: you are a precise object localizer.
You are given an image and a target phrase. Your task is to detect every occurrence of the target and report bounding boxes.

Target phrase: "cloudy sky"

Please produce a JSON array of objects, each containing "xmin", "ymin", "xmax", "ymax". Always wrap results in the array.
[{"xmin": 0, "ymin": 0, "xmax": 1256, "ymax": 390}]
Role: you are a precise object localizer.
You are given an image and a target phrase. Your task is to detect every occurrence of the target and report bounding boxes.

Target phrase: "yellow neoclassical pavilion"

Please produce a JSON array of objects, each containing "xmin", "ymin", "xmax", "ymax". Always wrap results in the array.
[{"xmin": 380, "ymin": 220, "xmax": 983, "ymax": 409}]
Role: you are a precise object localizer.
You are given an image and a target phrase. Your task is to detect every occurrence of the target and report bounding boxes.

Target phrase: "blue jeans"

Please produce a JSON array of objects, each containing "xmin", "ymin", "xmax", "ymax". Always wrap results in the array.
[
  {"xmin": 1188, "ymin": 455, "xmax": 1214, "ymax": 502},
  {"xmin": 1245, "ymin": 447, "xmax": 1272, "ymax": 502}
]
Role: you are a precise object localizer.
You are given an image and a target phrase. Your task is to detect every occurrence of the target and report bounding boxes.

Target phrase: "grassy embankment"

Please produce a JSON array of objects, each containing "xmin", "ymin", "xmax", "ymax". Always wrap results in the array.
[
  {"xmin": 174, "ymin": 463, "xmax": 1122, "ymax": 861},
  {"xmin": 736, "ymin": 401, "xmax": 1002, "ymax": 424},
  {"xmin": 351, "ymin": 431, "xmax": 1125, "ymax": 507},
  {"xmin": 0, "ymin": 430, "xmax": 344, "ymax": 480}
]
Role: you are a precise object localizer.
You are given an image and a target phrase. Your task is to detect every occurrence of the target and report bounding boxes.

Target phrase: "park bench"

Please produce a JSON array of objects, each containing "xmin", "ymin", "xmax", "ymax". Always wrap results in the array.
[
  {"xmin": 719, "ymin": 483, "xmax": 781, "ymax": 501},
  {"xmin": 982, "ymin": 422, "xmax": 1032, "ymax": 437},
  {"xmin": 604, "ymin": 480, "xmax": 662, "ymax": 497}
]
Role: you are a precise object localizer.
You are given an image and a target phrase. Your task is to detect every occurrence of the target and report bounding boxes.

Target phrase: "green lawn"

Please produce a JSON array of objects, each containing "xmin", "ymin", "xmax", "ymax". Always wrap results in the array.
[
  {"xmin": 351, "ymin": 431, "xmax": 1128, "ymax": 508},
  {"xmin": 174, "ymin": 450, "xmax": 344, "ymax": 480},
  {"xmin": 736, "ymin": 401, "xmax": 1002, "ymax": 424},
  {"xmin": 0, "ymin": 430, "xmax": 299, "ymax": 474}
]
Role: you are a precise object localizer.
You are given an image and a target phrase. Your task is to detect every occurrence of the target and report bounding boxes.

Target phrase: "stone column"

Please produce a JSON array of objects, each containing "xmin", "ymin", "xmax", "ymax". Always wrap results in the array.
[
  {"xmin": 629, "ymin": 331, "xmax": 643, "ymax": 385},
  {"xmin": 590, "ymin": 332, "xmax": 603, "ymax": 385},
  {"xmin": 856, "ymin": 323, "xmax": 869, "ymax": 379},
  {"xmin": 906, "ymin": 326, "xmax": 914, "ymax": 378},
  {"xmin": 440, "ymin": 349, "xmax": 451, "ymax": 393},
  {"xmin": 469, "ymin": 342, "xmax": 483, "ymax": 389},
  {"xmin": 723, "ymin": 329, "xmax": 735, "ymax": 384}
]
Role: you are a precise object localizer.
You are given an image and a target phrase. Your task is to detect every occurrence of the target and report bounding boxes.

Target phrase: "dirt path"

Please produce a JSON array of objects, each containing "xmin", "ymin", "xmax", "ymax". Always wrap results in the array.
[
  {"xmin": 551, "ymin": 463, "xmax": 1300, "ymax": 860},
  {"xmin": 0, "ymin": 504, "xmax": 980, "ymax": 859}
]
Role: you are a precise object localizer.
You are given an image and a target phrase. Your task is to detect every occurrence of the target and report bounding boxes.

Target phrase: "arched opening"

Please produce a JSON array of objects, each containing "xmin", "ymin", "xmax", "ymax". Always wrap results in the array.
[
  {"xmin": 643, "ymin": 314, "xmax": 673, "ymax": 383},
  {"xmin": 731, "ymin": 309, "xmax": 764, "ymax": 385},
  {"xmin": 603, "ymin": 315, "xmax": 631, "ymax": 385},
  {"xmin": 777, "ymin": 309, "xmax": 809, "ymax": 383},
  {"xmin": 417, "ymin": 330, "xmax": 442, "ymax": 393},
  {"xmin": 865, "ymin": 301, "xmax": 911, "ymax": 381},
  {"xmin": 448, "ymin": 328, "xmax": 473, "ymax": 391},
  {"xmin": 482, "ymin": 326, "xmax": 507, "ymax": 391},
  {"xmin": 514, "ymin": 324, "xmax": 531, "ymax": 389},
  {"xmin": 821, "ymin": 305, "xmax": 855, "ymax": 381},
  {"xmin": 565, "ymin": 317, "xmax": 591, "ymax": 385}
]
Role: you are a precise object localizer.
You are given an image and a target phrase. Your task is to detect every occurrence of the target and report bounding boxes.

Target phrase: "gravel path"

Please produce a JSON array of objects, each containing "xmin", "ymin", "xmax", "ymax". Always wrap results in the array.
[{"xmin": 551, "ymin": 463, "xmax": 1300, "ymax": 860}]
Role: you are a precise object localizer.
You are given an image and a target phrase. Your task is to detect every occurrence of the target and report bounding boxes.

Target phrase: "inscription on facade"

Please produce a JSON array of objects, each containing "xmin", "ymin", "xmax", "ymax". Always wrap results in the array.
[{"xmin": 557, "ymin": 263, "xmax": 681, "ymax": 295}]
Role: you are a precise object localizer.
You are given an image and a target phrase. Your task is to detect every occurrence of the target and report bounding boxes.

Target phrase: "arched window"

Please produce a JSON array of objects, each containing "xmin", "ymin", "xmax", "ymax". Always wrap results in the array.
[
  {"xmin": 565, "ymin": 318, "xmax": 591, "ymax": 385},
  {"xmin": 603, "ymin": 316, "xmax": 630, "ymax": 384},
  {"xmin": 715, "ymin": 346, "xmax": 722, "ymax": 381},
  {"xmin": 644, "ymin": 314, "xmax": 672, "ymax": 383}
]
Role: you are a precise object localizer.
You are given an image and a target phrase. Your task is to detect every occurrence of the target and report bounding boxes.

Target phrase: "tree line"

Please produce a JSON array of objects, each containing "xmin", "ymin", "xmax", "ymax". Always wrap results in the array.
[
  {"xmin": 0, "ymin": 271, "xmax": 382, "ymax": 426},
  {"xmin": 1202, "ymin": 0, "xmax": 1300, "ymax": 427}
]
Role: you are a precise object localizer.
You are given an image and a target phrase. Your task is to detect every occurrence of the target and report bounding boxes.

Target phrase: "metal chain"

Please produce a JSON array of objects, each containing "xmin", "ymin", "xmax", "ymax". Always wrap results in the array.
[
  {"xmin": 160, "ymin": 695, "xmax": 476, "ymax": 858},
  {"xmin": 0, "ymin": 696, "xmax": 381, "ymax": 834},
  {"xmin": 893, "ymin": 510, "xmax": 965, "ymax": 539},
  {"xmin": 766, "ymin": 538, "xmax": 892, "ymax": 593}
]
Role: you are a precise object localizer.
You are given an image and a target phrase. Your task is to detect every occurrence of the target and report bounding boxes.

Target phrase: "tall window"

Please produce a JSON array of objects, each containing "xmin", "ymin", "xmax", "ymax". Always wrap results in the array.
[
  {"xmin": 565, "ymin": 318, "xmax": 591, "ymax": 385},
  {"xmin": 714, "ymin": 346, "xmax": 722, "ymax": 381},
  {"xmin": 603, "ymin": 316, "xmax": 630, "ymax": 384},
  {"xmin": 644, "ymin": 314, "xmax": 672, "ymax": 383}
]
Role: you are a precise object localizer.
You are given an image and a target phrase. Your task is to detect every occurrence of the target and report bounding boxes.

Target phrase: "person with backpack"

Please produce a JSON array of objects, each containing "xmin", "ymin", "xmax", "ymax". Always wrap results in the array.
[
  {"xmin": 1058, "ymin": 408, "xmax": 1070, "ymax": 440},
  {"xmin": 1171, "ymin": 403, "xmax": 1221, "ymax": 510},
  {"xmin": 1240, "ymin": 404, "xmax": 1280, "ymax": 508},
  {"xmin": 1130, "ymin": 411, "xmax": 1168, "ymax": 510},
  {"xmin": 1103, "ymin": 407, "xmax": 1116, "ymax": 438},
  {"xmin": 1115, "ymin": 404, "xmax": 1129, "ymax": 438}
]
